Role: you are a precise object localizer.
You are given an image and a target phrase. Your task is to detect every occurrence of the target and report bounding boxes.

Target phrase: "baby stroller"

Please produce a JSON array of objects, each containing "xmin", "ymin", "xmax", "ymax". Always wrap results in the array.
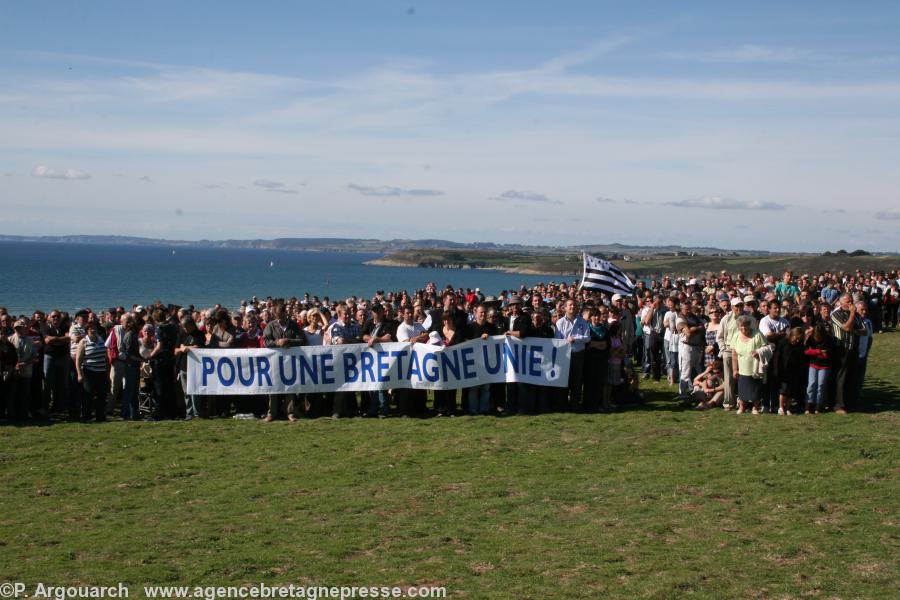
[{"xmin": 138, "ymin": 362, "xmax": 157, "ymax": 418}]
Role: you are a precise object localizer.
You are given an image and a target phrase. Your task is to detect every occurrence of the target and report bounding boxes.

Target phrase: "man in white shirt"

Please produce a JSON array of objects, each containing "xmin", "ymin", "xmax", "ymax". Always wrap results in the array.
[
  {"xmin": 758, "ymin": 302, "xmax": 789, "ymax": 412},
  {"xmin": 396, "ymin": 305, "xmax": 429, "ymax": 417},
  {"xmin": 639, "ymin": 296, "xmax": 665, "ymax": 381},
  {"xmin": 675, "ymin": 302, "xmax": 705, "ymax": 399}
]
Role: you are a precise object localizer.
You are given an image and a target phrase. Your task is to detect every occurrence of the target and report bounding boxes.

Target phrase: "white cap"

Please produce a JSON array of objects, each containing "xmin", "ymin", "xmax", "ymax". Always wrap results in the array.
[
  {"xmin": 611, "ymin": 294, "xmax": 623, "ymax": 302},
  {"xmin": 730, "ymin": 298, "xmax": 743, "ymax": 306}
]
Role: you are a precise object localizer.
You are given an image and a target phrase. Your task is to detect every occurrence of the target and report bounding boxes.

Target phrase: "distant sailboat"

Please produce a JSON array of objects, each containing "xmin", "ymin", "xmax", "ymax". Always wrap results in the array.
[
  {"xmin": 269, "ymin": 261, "xmax": 275, "ymax": 268},
  {"xmin": 171, "ymin": 250, "xmax": 176, "ymax": 255}
]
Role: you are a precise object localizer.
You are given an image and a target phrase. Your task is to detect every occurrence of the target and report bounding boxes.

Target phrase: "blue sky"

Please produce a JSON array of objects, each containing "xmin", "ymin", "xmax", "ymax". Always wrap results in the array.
[{"xmin": 1, "ymin": 1, "xmax": 899, "ymax": 251}]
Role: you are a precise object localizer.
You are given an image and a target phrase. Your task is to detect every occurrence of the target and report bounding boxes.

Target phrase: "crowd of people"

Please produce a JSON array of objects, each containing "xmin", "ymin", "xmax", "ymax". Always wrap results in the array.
[{"xmin": 1, "ymin": 268, "xmax": 897, "ymax": 423}]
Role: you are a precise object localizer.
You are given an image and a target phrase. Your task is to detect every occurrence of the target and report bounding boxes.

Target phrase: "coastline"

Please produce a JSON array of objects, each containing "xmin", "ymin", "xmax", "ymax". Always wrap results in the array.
[{"xmin": 363, "ymin": 258, "xmax": 576, "ymax": 276}]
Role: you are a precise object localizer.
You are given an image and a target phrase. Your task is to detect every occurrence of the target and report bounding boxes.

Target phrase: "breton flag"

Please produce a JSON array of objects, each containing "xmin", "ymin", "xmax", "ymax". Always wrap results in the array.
[{"xmin": 580, "ymin": 253, "xmax": 636, "ymax": 297}]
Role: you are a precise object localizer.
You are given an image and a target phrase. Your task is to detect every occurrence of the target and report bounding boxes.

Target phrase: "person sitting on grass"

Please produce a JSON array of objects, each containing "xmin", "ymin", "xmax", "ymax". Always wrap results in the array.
[{"xmin": 691, "ymin": 357, "xmax": 725, "ymax": 410}]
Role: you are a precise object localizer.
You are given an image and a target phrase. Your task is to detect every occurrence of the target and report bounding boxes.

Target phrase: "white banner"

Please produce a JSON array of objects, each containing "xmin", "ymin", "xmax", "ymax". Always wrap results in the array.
[{"xmin": 186, "ymin": 335, "xmax": 571, "ymax": 395}]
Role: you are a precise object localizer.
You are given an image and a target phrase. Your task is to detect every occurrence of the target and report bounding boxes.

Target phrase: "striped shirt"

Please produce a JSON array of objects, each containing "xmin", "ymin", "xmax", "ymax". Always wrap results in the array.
[
  {"xmin": 830, "ymin": 309, "xmax": 863, "ymax": 351},
  {"xmin": 81, "ymin": 335, "xmax": 109, "ymax": 372},
  {"xmin": 69, "ymin": 323, "xmax": 85, "ymax": 357}
]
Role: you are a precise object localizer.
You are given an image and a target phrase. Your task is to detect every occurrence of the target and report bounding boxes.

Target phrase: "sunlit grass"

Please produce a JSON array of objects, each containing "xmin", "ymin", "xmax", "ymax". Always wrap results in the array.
[{"xmin": 1, "ymin": 332, "xmax": 898, "ymax": 598}]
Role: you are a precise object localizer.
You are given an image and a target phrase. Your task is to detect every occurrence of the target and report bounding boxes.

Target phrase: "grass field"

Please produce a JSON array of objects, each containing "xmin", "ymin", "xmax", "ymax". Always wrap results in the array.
[{"xmin": 1, "ymin": 333, "xmax": 898, "ymax": 599}]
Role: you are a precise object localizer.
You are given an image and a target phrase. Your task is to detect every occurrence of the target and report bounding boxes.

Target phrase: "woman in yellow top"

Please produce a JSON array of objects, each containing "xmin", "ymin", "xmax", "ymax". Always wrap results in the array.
[{"xmin": 729, "ymin": 315, "xmax": 768, "ymax": 414}]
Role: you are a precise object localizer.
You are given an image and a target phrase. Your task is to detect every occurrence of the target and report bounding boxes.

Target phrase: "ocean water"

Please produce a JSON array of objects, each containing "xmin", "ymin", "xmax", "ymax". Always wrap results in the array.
[{"xmin": 0, "ymin": 241, "xmax": 566, "ymax": 315}]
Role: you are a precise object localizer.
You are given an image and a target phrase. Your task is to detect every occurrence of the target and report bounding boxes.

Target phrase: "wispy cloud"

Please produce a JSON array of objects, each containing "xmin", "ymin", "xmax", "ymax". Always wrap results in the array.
[
  {"xmin": 31, "ymin": 165, "xmax": 90, "ymax": 180},
  {"xmin": 254, "ymin": 179, "xmax": 298, "ymax": 194},
  {"xmin": 595, "ymin": 197, "xmax": 617, "ymax": 204},
  {"xmin": 662, "ymin": 44, "xmax": 815, "ymax": 63},
  {"xmin": 875, "ymin": 208, "xmax": 900, "ymax": 220},
  {"xmin": 347, "ymin": 183, "xmax": 444, "ymax": 197},
  {"xmin": 663, "ymin": 196, "xmax": 787, "ymax": 210},
  {"xmin": 489, "ymin": 190, "xmax": 562, "ymax": 205},
  {"xmin": 138, "ymin": 175, "xmax": 152, "ymax": 182},
  {"xmin": 537, "ymin": 36, "xmax": 633, "ymax": 72}
]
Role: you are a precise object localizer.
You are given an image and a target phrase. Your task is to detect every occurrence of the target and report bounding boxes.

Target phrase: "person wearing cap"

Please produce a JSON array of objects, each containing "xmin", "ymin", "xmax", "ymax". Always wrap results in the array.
[
  {"xmin": 5, "ymin": 319, "xmax": 35, "ymax": 421},
  {"xmin": 716, "ymin": 297, "xmax": 757, "ymax": 410}
]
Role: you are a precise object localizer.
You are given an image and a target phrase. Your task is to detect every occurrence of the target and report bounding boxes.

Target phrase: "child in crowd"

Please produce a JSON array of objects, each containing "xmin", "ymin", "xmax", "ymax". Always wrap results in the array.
[{"xmin": 804, "ymin": 324, "xmax": 834, "ymax": 414}]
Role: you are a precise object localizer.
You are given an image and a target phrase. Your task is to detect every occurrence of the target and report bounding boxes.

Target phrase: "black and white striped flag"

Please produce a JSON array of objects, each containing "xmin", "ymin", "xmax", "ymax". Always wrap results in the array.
[{"xmin": 580, "ymin": 253, "xmax": 635, "ymax": 296}]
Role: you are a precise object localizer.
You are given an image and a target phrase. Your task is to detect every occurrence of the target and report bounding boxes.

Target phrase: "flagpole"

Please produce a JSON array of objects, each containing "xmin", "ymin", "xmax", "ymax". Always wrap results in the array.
[{"xmin": 578, "ymin": 251, "xmax": 586, "ymax": 291}]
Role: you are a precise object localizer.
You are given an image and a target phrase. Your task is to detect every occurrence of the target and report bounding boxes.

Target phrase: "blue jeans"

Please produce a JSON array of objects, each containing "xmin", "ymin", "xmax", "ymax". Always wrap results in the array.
[
  {"xmin": 122, "ymin": 364, "xmax": 140, "ymax": 419},
  {"xmin": 180, "ymin": 372, "xmax": 199, "ymax": 418},
  {"xmin": 666, "ymin": 348, "xmax": 679, "ymax": 380},
  {"xmin": 643, "ymin": 334, "xmax": 652, "ymax": 373},
  {"xmin": 468, "ymin": 384, "xmax": 491, "ymax": 415},
  {"xmin": 806, "ymin": 367, "xmax": 829, "ymax": 406}
]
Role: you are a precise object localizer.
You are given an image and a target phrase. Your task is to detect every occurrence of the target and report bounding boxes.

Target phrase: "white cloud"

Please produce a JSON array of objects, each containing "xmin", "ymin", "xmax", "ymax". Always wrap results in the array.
[
  {"xmin": 138, "ymin": 175, "xmax": 152, "ymax": 182},
  {"xmin": 31, "ymin": 165, "xmax": 91, "ymax": 180},
  {"xmin": 595, "ymin": 197, "xmax": 616, "ymax": 204},
  {"xmin": 347, "ymin": 184, "xmax": 444, "ymax": 197},
  {"xmin": 490, "ymin": 190, "xmax": 562, "ymax": 205},
  {"xmin": 663, "ymin": 196, "xmax": 787, "ymax": 210},
  {"xmin": 253, "ymin": 179, "xmax": 298, "ymax": 194},
  {"xmin": 874, "ymin": 208, "xmax": 900, "ymax": 220}
]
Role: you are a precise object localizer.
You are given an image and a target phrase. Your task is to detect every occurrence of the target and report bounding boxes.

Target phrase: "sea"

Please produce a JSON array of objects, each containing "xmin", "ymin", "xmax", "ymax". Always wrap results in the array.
[{"xmin": 0, "ymin": 241, "xmax": 567, "ymax": 315}]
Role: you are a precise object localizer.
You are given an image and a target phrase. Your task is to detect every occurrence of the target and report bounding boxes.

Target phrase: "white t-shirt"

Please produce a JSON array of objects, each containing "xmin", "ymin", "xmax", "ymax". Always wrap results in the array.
[
  {"xmin": 640, "ymin": 306, "xmax": 652, "ymax": 335},
  {"xmin": 759, "ymin": 316, "xmax": 789, "ymax": 338},
  {"xmin": 663, "ymin": 310, "xmax": 678, "ymax": 342},
  {"xmin": 396, "ymin": 321, "xmax": 426, "ymax": 342}
]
